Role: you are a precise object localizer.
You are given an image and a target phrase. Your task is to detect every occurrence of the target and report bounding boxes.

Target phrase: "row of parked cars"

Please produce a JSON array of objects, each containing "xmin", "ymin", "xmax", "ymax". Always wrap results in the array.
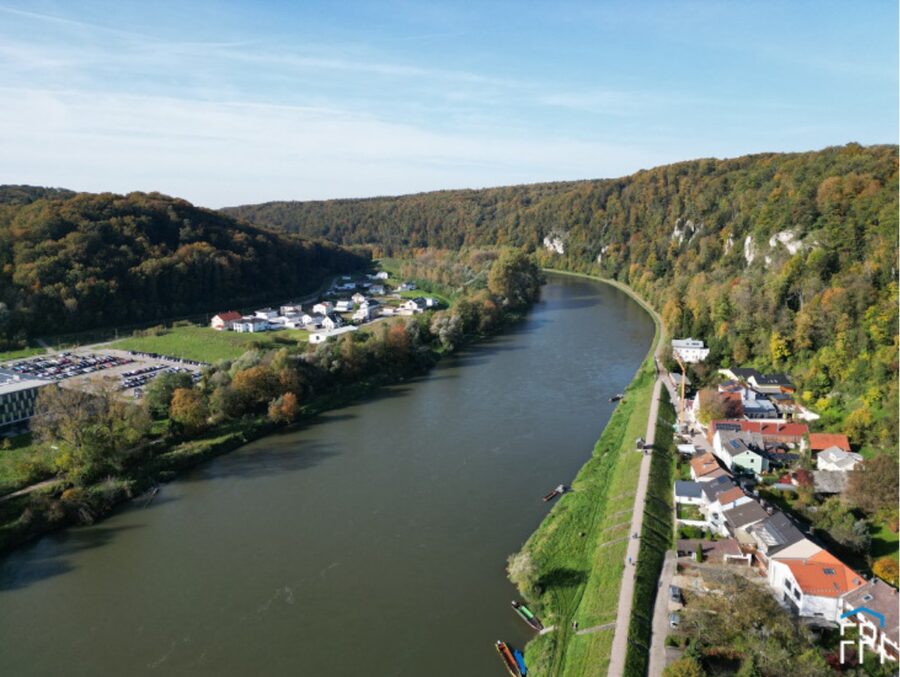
[
  {"xmin": 124, "ymin": 366, "xmax": 201, "ymax": 395},
  {"xmin": 8, "ymin": 352, "xmax": 133, "ymax": 381},
  {"xmin": 125, "ymin": 350, "xmax": 209, "ymax": 368}
]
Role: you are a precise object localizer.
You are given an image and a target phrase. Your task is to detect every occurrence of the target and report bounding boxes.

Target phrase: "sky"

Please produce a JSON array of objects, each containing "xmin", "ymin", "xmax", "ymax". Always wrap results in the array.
[{"xmin": 0, "ymin": 1, "xmax": 897, "ymax": 208}]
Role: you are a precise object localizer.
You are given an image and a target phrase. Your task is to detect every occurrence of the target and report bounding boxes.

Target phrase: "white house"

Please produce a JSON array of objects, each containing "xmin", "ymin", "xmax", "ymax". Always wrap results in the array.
[
  {"xmin": 335, "ymin": 300, "xmax": 353, "ymax": 313},
  {"xmin": 706, "ymin": 486, "xmax": 754, "ymax": 535},
  {"xmin": 322, "ymin": 314, "xmax": 343, "ymax": 331},
  {"xmin": 300, "ymin": 313, "xmax": 316, "ymax": 326},
  {"xmin": 369, "ymin": 271, "xmax": 389, "ymax": 280},
  {"xmin": 398, "ymin": 282, "xmax": 416, "ymax": 291},
  {"xmin": 312, "ymin": 302, "xmax": 333, "ymax": 315},
  {"xmin": 370, "ymin": 285, "xmax": 385, "ymax": 295},
  {"xmin": 352, "ymin": 306, "xmax": 378, "ymax": 323},
  {"xmin": 401, "ymin": 297, "xmax": 428, "ymax": 313},
  {"xmin": 309, "ymin": 325, "xmax": 359, "ymax": 344},
  {"xmin": 211, "ymin": 311, "xmax": 242, "ymax": 331},
  {"xmin": 254, "ymin": 308, "xmax": 279, "ymax": 320},
  {"xmin": 768, "ymin": 548, "xmax": 866, "ymax": 622},
  {"xmin": 234, "ymin": 316, "xmax": 269, "ymax": 333},
  {"xmin": 721, "ymin": 500, "xmax": 769, "ymax": 540},
  {"xmin": 351, "ymin": 293, "xmax": 367, "ymax": 306},
  {"xmin": 280, "ymin": 303, "xmax": 302, "ymax": 315},
  {"xmin": 671, "ymin": 338, "xmax": 710, "ymax": 363},
  {"xmin": 746, "ymin": 511, "xmax": 811, "ymax": 572},
  {"xmin": 674, "ymin": 480, "xmax": 704, "ymax": 506},
  {"xmin": 816, "ymin": 447, "xmax": 864, "ymax": 472}
]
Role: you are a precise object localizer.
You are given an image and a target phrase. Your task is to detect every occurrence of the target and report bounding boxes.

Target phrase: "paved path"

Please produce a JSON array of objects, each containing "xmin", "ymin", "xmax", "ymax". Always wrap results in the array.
[
  {"xmin": 0, "ymin": 478, "xmax": 61, "ymax": 503},
  {"xmin": 648, "ymin": 550, "xmax": 677, "ymax": 676},
  {"xmin": 576, "ymin": 621, "xmax": 617, "ymax": 636},
  {"xmin": 607, "ymin": 371, "xmax": 663, "ymax": 677}
]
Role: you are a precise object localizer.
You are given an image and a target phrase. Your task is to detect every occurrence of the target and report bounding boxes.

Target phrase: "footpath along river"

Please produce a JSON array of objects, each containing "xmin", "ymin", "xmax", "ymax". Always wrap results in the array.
[{"xmin": 0, "ymin": 274, "xmax": 654, "ymax": 676}]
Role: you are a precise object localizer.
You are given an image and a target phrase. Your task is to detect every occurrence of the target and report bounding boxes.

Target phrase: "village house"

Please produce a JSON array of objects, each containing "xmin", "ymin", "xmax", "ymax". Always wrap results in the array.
[
  {"xmin": 351, "ymin": 292, "xmax": 367, "ymax": 306},
  {"xmin": 690, "ymin": 452, "xmax": 731, "ymax": 482},
  {"xmin": 709, "ymin": 420, "xmax": 809, "ymax": 448},
  {"xmin": 211, "ymin": 311, "xmax": 242, "ymax": 331},
  {"xmin": 401, "ymin": 297, "xmax": 429, "ymax": 313},
  {"xmin": 233, "ymin": 316, "xmax": 269, "ymax": 333},
  {"xmin": 808, "ymin": 432, "xmax": 851, "ymax": 453},
  {"xmin": 398, "ymin": 281, "xmax": 416, "ymax": 291},
  {"xmin": 747, "ymin": 372, "xmax": 796, "ymax": 394},
  {"xmin": 309, "ymin": 325, "xmax": 358, "ymax": 345},
  {"xmin": 335, "ymin": 300, "xmax": 353, "ymax": 312},
  {"xmin": 322, "ymin": 313, "xmax": 343, "ymax": 331},
  {"xmin": 369, "ymin": 271, "xmax": 389, "ymax": 280},
  {"xmin": 254, "ymin": 308, "xmax": 279, "ymax": 320},
  {"xmin": 816, "ymin": 447, "xmax": 863, "ymax": 472},
  {"xmin": 674, "ymin": 480, "xmax": 703, "ymax": 506},
  {"xmin": 768, "ymin": 548, "xmax": 866, "ymax": 622},
  {"xmin": 312, "ymin": 302, "xmax": 334, "ymax": 315},
  {"xmin": 746, "ymin": 511, "xmax": 810, "ymax": 573},
  {"xmin": 706, "ymin": 486, "xmax": 754, "ymax": 529},
  {"xmin": 369, "ymin": 284, "xmax": 385, "ymax": 295},
  {"xmin": 279, "ymin": 303, "xmax": 302, "ymax": 316},
  {"xmin": 840, "ymin": 578, "xmax": 900, "ymax": 664},
  {"xmin": 671, "ymin": 338, "xmax": 710, "ymax": 362},
  {"xmin": 712, "ymin": 430, "xmax": 770, "ymax": 475},
  {"xmin": 721, "ymin": 500, "xmax": 769, "ymax": 541}
]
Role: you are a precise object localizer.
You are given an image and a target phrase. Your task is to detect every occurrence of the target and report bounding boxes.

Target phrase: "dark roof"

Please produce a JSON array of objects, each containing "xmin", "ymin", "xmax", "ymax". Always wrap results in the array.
[
  {"xmin": 752, "ymin": 373, "xmax": 794, "ymax": 387},
  {"xmin": 731, "ymin": 368, "xmax": 762, "ymax": 380},
  {"xmin": 723, "ymin": 500, "xmax": 769, "ymax": 529},
  {"xmin": 700, "ymin": 475, "xmax": 735, "ymax": 502},
  {"xmin": 674, "ymin": 481, "xmax": 703, "ymax": 499},
  {"xmin": 749, "ymin": 511, "xmax": 806, "ymax": 553}
]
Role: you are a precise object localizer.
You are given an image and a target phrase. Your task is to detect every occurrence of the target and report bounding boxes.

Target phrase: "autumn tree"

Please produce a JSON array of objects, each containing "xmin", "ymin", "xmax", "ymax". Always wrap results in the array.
[
  {"xmin": 268, "ymin": 392, "xmax": 300, "ymax": 423},
  {"xmin": 169, "ymin": 387, "xmax": 208, "ymax": 434},
  {"xmin": 145, "ymin": 371, "xmax": 194, "ymax": 419},
  {"xmin": 847, "ymin": 453, "xmax": 899, "ymax": 516},
  {"xmin": 487, "ymin": 249, "xmax": 543, "ymax": 310}
]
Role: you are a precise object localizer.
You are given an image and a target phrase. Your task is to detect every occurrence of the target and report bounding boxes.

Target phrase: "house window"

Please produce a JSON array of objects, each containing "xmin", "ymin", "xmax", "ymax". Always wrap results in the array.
[
  {"xmin": 862, "ymin": 594, "xmax": 873, "ymax": 602},
  {"xmin": 823, "ymin": 568, "xmax": 836, "ymax": 575},
  {"xmin": 793, "ymin": 589, "xmax": 801, "ymax": 601}
]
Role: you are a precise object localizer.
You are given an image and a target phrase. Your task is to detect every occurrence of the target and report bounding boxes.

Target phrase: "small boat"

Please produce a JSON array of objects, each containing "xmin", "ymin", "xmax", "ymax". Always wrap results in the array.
[
  {"xmin": 495, "ymin": 641, "xmax": 522, "ymax": 677},
  {"xmin": 511, "ymin": 600, "xmax": 544, "ymax": 631},
  {"xmin": 542, "ymin": 484, "xmax": 568, "ymax": 502},
  {"xmin": 513, "ymin": 648, "xmax": 528, "ymax": 676},
  {"xmin": 609, "ymin": 393, "xmax": 624, "ymax": 402}
]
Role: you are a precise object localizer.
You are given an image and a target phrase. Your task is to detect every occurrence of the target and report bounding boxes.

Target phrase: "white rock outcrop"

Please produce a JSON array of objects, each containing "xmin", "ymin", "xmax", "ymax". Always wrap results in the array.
[
  {"xmin": 768, "ymin": 230, "xmax": 806, "ymax": 255},
  {"xmin": 743, "ymin": 235, "xmax": 755, "ymax": 265},
  {"xmin": 543, "ymin": 234, "xmax": 565, "ymax": 254}
]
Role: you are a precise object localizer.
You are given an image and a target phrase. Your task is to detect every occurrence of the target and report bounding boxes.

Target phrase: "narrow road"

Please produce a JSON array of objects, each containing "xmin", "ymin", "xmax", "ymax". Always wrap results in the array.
[
  {"xmin": 607, "ymin": 372, "xmax": 663, "ymax": 676},
  {"xmin": 648, "ymin": 550, "xmax": 678, "ymax": 675}
]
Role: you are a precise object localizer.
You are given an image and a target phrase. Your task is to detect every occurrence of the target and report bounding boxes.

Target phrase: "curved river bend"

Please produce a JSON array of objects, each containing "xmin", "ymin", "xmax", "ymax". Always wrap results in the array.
[{"xmin": 0, "ymin": 275, "xmax": 654, "ymax": 676}]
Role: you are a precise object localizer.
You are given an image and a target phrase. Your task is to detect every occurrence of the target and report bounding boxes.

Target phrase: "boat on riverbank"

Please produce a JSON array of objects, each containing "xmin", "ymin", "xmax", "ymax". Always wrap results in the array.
[
  {"xmin": 511, "ymin": 600, "xmax": 544, "ymax": 631},
  {"xmin": 495, "ymin": 641, "xmax": 523, "ymax": 677},
  {"xmin": 542, "ymin": 484, "xmax": 568, "ymax": 502},
  {"xmin": 513, "ymin": 648, "xmax": 528, "ymax": 676}
]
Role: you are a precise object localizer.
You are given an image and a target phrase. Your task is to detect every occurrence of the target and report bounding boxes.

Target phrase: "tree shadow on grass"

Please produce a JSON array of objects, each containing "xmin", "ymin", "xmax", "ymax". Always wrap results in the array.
[{"xmin": 537, "ymin": 567, "xmax": 587, "ymax": 591}]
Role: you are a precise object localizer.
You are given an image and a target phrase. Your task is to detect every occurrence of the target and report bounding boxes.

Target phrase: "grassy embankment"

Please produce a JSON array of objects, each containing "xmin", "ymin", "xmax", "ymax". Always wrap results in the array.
[
  {"xmin": 623, "ymin": 388, "xmax": 676, "ymax": 676},
  {"xmin": 511, "ymin": 268, "xmax": 663, "ymax": 677},
  {"xmin": 0, "ymin": 346, "xmax": 46, "ymax": 361}
]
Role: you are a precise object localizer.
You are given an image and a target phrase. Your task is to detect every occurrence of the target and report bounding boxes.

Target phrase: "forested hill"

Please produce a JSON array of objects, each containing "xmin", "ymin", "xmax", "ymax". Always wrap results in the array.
[
  {"xmin": 0, "ymin": 191, "xmax": 368, "ymax": 344},
  {"xmin": 226, "ymin": 144, "xmax": 899, "ymax": 450}
]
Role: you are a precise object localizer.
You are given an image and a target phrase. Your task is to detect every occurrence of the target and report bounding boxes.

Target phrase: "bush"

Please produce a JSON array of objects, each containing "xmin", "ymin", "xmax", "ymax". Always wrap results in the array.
[{"xmin": 873, "ymin": 557, "xmax": 899, "ymax": 586}]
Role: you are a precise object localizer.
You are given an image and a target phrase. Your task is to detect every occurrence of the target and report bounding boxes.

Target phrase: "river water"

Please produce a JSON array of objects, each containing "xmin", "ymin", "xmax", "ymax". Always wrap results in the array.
[{"xmin": 0, "ymin": 274, "xmax": 653, "ymax": 676}]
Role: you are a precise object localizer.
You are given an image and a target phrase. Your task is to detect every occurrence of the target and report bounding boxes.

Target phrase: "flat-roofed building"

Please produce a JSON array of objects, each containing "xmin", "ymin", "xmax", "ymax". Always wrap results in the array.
[{"xmin": 0, "ymin": 370, "xmax": 50, "ymax": 433}]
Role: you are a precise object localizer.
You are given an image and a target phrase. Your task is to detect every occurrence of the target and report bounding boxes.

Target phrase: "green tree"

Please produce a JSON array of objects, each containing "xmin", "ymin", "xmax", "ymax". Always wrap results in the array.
[
  {"xmin": 663, "ymin": 657, "xmax": 705, "ymax": 677},
  {"xmin": 487, "ymin": 249, "xmax": 543, "ymax": 310},
  {"xmin": 144, "ymin": 371, "xmax": 194, "ymax": 419}
]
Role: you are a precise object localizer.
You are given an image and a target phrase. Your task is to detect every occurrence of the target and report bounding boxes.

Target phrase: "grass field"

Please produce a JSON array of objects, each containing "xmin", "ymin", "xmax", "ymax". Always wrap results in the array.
[
  {"xmin": 0, "ymin": 434, "xmax": 54, "ymax": 496},
  {"xmin": 514, "ymin": 359, "xmax": 658, "ymax": 677},
  {"xmin": 110, "ymin": 325, "xmax": 310, "ymax": 363},
  {"xmin": 0, "ymin": 346, "xmax": 46, "ymax": 363},
  {"xmin": 870, "ymin": 521, "xmax": 900, "ymax": 562}
]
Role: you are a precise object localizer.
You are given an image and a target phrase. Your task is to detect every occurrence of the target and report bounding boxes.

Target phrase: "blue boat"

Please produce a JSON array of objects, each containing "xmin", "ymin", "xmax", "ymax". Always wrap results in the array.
[{"xmin": 513, "ymin": 649, "xmax": 528, "ymax": 676}]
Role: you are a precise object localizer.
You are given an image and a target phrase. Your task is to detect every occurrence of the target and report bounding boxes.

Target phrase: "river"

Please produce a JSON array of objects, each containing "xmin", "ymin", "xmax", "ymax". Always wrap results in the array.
[{"xmin": 0, "ymin": 274, "xmax": 654, "ymax": 676}]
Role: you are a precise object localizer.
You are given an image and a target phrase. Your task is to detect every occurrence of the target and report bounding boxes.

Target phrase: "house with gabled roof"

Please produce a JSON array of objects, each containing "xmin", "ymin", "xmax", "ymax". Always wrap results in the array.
[
  {"xmin": 768, "ymin": 548, "xmax": 866, "ymax": 622},
  {"xmin": 722, "ymin": 500, "xmax": 769, "ymax": 541},
  {"xmin": 690, "ymin": 452, "xmax": 730, "ymax": 482},
  {"xmin": 809, "ymin": 433, "xmax": 852, "ymax": 454},
  {"xmin": 712, "ymin": 430, "xmax": 770, "ymax": 474},
  {"xmin": 747, "ymin": 511, "xmax": 810, "ymax": 571},
  {"xmin": 211, "ymin": 311, "xmax": 242, "ymax": 331},
  {"xmin": 816, "ymin": 447, "xmax": 863, "ymax": 472}
]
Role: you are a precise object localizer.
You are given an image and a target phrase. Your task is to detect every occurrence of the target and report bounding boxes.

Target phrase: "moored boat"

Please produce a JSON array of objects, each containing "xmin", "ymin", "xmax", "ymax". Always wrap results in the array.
[
  {"xmin": 542, "ymin": 484, "xmax": 567, "ymax": 502},
  {"xmin": 513, "ymin": 648, "xmax": 528, "ymax": 676},
  {"xmin": 511, "ymin": 600, "xmax": 544, "ymax": 631},
  {"xmin": 495, "ymin": 641, "xmax": 522, "ymax": 677}
]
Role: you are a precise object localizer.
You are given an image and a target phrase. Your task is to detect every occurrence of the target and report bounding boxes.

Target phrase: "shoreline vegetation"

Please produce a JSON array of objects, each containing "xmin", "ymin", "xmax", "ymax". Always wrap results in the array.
[
  {"xmin": 0, "ymin": 249, "xmax": 544, "ymax": 556},
  {"xmin": 507, "ymin": 268, "xmax": 664, "ymax": 677}
]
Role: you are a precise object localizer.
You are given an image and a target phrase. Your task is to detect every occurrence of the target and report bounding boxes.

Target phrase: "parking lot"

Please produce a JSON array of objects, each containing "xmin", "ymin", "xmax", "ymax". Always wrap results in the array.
[{"xmin": 4, "ymin": 349, "xmax": 206, "ymax": 400}]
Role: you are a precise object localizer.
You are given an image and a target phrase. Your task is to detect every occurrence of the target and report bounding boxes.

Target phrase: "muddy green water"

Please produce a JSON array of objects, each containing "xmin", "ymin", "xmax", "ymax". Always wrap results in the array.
[{"xmin": 0, "ymin": 275, "xmax": 653, "ymax": 676}]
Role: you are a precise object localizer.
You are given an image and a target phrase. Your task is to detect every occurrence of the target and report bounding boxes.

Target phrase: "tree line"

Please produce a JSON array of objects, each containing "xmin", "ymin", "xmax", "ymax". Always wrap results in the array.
[
  {"xmin": 226, "ymin": 144, "xmax": 899, "ymax": 452},
  {"xmin": 0, "ymin": 190, "xmax": 369, "ymax": 348}
]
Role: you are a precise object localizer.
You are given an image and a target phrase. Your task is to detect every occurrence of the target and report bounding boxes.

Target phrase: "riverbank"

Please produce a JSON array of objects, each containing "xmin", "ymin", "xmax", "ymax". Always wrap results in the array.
[{"xmin": 509, "ymin": 269, "xmax": 665, "ymax": 676}]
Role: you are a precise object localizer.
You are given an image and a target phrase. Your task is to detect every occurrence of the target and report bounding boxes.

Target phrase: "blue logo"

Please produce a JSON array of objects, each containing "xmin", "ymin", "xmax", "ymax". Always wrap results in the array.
[{"xmin": 841, "ymin": 607, "xmax": 886, "ymax": 628}]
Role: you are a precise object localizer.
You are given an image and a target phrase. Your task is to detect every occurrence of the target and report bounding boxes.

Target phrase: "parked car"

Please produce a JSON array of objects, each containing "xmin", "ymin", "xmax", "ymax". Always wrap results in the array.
[
  {"xmin": 669, "ymin": 585, "xmax": 682, "ymax": 604},
  {"xmin": 669, "ymin": 612, "xmax": 680, "ymax": 629}
]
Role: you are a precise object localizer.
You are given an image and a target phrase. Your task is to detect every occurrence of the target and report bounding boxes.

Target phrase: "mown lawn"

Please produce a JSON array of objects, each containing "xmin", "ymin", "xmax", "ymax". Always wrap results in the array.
[
  {"xmin": 0, "ymin": 346, "xmax": 46, "ymax": 363},
  {"xmin": 515, "ymin": 359, "xmax": 658, "ymax": 677},
  {"xmin": 870, "ymin": 521, "xmax": 900, "ymax": 562},
  {"xmin": 110, "ymin": 325, "xmax": 309, "ymax": 363}
]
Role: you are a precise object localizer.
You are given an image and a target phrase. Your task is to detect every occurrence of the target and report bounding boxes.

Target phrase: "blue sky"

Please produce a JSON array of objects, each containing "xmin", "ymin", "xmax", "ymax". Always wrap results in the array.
[{"xmin": 0, "ymin": 1, "xmax": 896, "ymax": 207}]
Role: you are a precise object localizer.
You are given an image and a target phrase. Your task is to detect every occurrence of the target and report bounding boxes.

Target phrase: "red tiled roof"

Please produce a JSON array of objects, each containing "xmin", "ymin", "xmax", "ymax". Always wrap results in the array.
[
  {"xmin": 716, "ymin": 487, "xmax": 746, "ymax": 505},
  {"xmin": 710, "ymin": 420, "xmax": 809, "ymax": 439},
  {"xmin": 691, "ymin": 453, "xmax": 720, "ymax": 478},
  {"xmin": 808, "ymin": 433, "xmax": 850, "ymax": 452},
  {"xmin": 214, "ymin": 311, "xmax": 242, "ymax": 322},
  {"xmin": 784, "ymin": 550, "xmax": 866, "ymax": 598}
]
